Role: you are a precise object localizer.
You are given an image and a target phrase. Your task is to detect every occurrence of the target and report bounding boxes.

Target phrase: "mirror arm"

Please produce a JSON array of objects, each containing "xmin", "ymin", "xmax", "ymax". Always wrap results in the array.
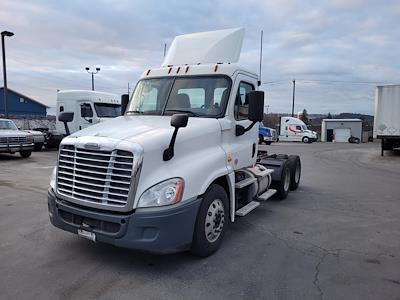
[
  {"xmin": 63, "ymin": 122, "xmax": 70, "ymax": 136},
  {"xmin": 235, "ymin": 121, "xmax": 257, "ymax": 136},
  {"xmin": 163, "ymin": 127, "xmax": 179, "ymax": 161}
]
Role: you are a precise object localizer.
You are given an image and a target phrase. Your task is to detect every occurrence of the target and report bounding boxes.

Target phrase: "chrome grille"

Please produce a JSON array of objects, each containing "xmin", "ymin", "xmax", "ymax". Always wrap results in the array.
[
  {"xmin": 56, "ymin": 145, "xmax": 134, "ymax": 207},
  {"xmin": 0, "ymin": 136, "xmax": 27, "ymax": 144}
]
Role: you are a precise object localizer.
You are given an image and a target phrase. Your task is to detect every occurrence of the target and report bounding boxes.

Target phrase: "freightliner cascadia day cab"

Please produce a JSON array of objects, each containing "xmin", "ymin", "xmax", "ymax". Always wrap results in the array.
[
  {"xmin": 48, "ymin": 28, "xmax": 302, "ymax": 256},
  {"xmin": 279, "ymin": 116, "xmax": 317, "ymax": 143},
  {"xmin": 259, "ymin": 126, "xmax": 277, "ymax": 145}
]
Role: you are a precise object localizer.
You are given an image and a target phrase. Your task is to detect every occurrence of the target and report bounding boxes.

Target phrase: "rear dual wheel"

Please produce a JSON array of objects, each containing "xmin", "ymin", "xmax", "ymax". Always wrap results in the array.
[{"xmin": 288, "ymin": 155, "xmax": 301, "ymax": 190}]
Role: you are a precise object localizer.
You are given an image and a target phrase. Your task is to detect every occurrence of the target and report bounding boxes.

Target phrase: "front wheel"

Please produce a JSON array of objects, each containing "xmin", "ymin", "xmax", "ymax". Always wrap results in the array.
[
  {"xmin": 302, "ymin": 136, "xmax": 309, "ymax": 143},
  {"xmin": 34, "ymin": 142, "xmax": 44, "ymax": 151},
  {"xmin": 20, "ymin": 150, "xmax": 32, "ymax": 158},
  {"xmin": 191, "ymin": 184, "xmax": 229, "ymax": 257}
]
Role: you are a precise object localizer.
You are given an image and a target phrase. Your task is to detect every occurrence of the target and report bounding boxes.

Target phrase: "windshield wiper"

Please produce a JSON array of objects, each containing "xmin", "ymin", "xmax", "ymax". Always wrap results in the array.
[
  {"xmin": 125, "ymin": 110, "xmax": 144, "ymax": 114},
  {"xmin": 164, "ymin": 109, "xmax": 199, "ymax": 117}
]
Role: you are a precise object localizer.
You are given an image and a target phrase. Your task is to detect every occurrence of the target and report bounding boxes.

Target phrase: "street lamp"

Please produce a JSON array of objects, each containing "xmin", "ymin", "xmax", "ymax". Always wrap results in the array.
[
  {"xmin": 85, "ymin": 67, "xmax": 100, "ymax": 91},
  {"xmin": 1, "ymin": 30, "xmax": 14, "ymax": 119}
]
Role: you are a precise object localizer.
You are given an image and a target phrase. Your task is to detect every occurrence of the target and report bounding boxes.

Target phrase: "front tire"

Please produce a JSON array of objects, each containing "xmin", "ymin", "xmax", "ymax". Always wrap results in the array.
[
  {"xmin": 191, "ymin": 184, "xmax": 229, "ymax": 257},
  {"xmin": 302, "ymin": 136, "xmax": 309, "ymax": 143},
  {"xmin": 20, "ymin": 150, "xmax": 32, "ymax": 158}
]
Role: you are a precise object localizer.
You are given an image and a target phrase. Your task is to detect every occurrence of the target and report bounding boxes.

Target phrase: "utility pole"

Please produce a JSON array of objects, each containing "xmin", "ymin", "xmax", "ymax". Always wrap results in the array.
[
  {"xmin": 128, "ymin": 82, "xmax": 131, "ymax": 95},
  {"xmin": 258, "ymin": 30, "xmax": 263, "ymax": 85},
  {"xmin": 85, "ymin": 67, "xmax": 100, "ymax": 91},
  {"xmin": 1, "ymin": 31, "xmax": 14, "ymax": 119},
  {"xmin": 291, "ymin": 79, "xmax": 296, "ymax": 117},
  {"xmin": 163, "ymin": 43, "xmax": 167, "ymax": 57}
]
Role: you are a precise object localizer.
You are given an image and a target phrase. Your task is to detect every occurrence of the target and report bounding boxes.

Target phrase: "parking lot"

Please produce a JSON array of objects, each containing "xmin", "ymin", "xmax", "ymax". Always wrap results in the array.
[{"xmin": 1, "ymin": 142, "xmax": 399, "ymax": 300}]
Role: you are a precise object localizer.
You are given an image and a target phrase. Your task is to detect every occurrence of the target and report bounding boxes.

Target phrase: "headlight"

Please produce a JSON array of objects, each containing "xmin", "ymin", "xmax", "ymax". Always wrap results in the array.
[
  {"xmin": 26, "ymin": 135, "xmax": 34, "ymax": 143},
  {"xmin": 138, "ymin": 178, "xmax": 184, "ymax": 208},
  {"xmin": 49, "ymin": 166, "xmax": 57, "ymax": 190}
]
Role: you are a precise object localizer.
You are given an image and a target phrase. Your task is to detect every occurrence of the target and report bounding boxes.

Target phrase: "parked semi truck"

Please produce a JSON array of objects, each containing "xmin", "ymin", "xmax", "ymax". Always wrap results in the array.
[
  {"xmin": 48, "ymin": 28, "xmax": 302, "ymax": 257},
  {"xmin": 374, "ymin": 85, "xmax": 400, "ymax": 156},
  {"xmin": 45, "ymin": 90, "xmax": 121, "ymax": 148},
  {"xmin": 279, "ymin": 116, "xmax": 317, "ymax": 143},
  {"xmin": 259, "ymin": 125, "xmax": 278, "ymax": 145}
]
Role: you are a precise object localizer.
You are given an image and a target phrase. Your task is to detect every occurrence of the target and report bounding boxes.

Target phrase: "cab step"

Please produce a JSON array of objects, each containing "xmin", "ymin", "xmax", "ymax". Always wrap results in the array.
[
  {"xmin": 235, "ymin": 201, "xmax": 260, "ymax": 217},
  {"xmin": 235, "ymin": 177, "xmax": 257, "ymax": 189},
  {"xmin": 257, "ymin": 189, "xmax": 277, "ymax": 201}
]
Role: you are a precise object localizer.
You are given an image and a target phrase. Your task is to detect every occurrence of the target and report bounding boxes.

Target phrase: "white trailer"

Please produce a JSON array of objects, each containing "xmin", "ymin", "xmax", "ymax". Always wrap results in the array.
[
  {"xmin": 374, "ymin": 85, "xmax": 400, "ymax": 155},
  {"xmin": 48, "ymin": 28, "xmax": 302, "ymax": 257}
]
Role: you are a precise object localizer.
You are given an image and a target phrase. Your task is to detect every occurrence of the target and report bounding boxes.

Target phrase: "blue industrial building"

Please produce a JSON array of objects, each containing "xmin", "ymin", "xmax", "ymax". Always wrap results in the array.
[{"xmin": 0, "ymin": 87, "xmax": 48, "ymax": 117}]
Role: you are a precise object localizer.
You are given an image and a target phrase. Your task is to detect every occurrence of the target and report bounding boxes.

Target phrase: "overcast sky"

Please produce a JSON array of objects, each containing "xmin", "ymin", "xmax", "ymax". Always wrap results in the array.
[{"xmin": 1, "ymin": 0, "xmax": 399, "ymax": 114}]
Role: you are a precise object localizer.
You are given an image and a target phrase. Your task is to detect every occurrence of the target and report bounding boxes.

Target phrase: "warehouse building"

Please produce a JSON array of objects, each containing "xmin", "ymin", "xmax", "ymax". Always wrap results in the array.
[
  {"xmin": 0, "ymin": 87, "xmax": 48, "ymax": 117},
  {"xmin": 321, "ymin": 119, "xmax": 362, "ymax": 142}
]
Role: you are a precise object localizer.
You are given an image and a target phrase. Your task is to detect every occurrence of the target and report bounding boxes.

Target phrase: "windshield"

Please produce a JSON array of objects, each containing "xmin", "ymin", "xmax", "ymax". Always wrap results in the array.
[
  {"xmin": 94, "ymin": 103, "xmax": 121, "ymax": 118},
  {"xmin": 0, "ymin": 120, "xmax": 18, "ymax": 130},
  {"xmin": 126, "ymin": 76, "xmax": 231, "ymax": 117},
  {"xmin": 302, "ymin": 125, "xmax": 307, "ymax": 130}
]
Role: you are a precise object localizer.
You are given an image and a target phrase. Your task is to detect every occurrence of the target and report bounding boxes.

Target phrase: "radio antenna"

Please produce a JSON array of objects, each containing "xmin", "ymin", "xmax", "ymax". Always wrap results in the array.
[{"xmin": 258, "ymin": 30, "xmax": 263, "ymax": 86}]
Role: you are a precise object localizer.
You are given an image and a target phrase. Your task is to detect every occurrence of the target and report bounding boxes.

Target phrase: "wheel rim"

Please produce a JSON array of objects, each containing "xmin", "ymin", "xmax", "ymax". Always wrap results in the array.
[
  {"xmin": 294, "ymin": 162, "xmax": 301, "ymax": 183},
  {"xmin": 303, "ymin": 137, "xmax": 308, "ymax": 143},
  {"xmin": 284, "ymin": 168, "xmax": 290, "ymax": 191},
  {"xmin": 205, "ymin": 199, "xmax": 225, "ymax": 243}
]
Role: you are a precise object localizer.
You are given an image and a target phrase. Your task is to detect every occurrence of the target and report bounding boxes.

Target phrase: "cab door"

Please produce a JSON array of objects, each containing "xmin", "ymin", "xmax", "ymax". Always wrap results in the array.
[
  {"xmin": 79, "ymin": 102, "xmax": 94, "ymax": 130},
  {"xmin": 220, "ymin": 74, "xmax": 258, "ymax": 171}
]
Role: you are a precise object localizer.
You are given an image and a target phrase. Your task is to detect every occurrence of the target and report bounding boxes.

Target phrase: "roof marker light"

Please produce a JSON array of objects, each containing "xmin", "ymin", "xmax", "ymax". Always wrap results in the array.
[
  {"xmin": 168, "ymin": 67, "xmax": 172, "ymax": 74},
  {"xmin": 176, "ymin": 66, "xmax": 181, "ymax": 74},
  {"xmin": 214, "ymin": 64, "xmax": 218, "ymax": 72},
  {"xmin": 185, "ymin": 66, "xmax": 189, "ymax": 73},
  {"xmin": 146, "ymin": 69, "xmax": 151, "ymax": 76}
]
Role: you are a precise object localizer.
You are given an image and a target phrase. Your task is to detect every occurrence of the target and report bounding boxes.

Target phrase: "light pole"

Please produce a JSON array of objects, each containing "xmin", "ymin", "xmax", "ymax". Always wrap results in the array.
[
  {"xmin": 85, "ymin": 67, "xmax": 100, "ymax": 91},
  {"xmin": 1, "ymin": 30, "xmax": 14, "ymax": 119}
]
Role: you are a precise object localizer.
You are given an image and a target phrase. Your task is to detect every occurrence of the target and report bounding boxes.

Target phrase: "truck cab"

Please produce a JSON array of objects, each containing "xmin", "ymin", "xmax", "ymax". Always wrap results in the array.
[
  {"xmin": 48, "ymin": 28, "xmax": 302, "ymax": 256},
  {"xmin": 55, "ymin": 90, "xmax": 121, "ymax": 134},
  {"xmin": 279, "ymin": 116, "xmax": 317, "ymax": 143}
]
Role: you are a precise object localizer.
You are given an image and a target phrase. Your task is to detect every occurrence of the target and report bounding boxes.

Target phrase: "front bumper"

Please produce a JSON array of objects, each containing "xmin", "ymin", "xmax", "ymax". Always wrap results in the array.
[
  {"xmin": 48, "ymin": 189, "xmax": 202, "ymax": 254},
  {"xmin": 0, "ymin": 143, "xmax": 34, "ymax": 153}
]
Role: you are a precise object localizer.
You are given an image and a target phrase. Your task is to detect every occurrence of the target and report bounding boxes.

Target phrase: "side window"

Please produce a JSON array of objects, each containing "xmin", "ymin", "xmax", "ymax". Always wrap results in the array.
[
  {"xmin": 80, "ymin": 103, "xmax": 93, "ymax": 118},
  {"xmin": 296, "ymin": 125, "xmax": 302, "ymax": 130},
  {"xmin": 234, "ymin": 82, "xmax": 254, "ymax": 120},
  {"xmin": 60, "ymin": 106, "xmax": 64, "ymax": 112}
]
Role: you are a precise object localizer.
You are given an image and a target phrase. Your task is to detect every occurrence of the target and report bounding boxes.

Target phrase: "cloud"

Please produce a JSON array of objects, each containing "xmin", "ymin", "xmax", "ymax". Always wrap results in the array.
[{"xmin": 0, "ymin": 0, "xmax": 399, "ymax": 114}]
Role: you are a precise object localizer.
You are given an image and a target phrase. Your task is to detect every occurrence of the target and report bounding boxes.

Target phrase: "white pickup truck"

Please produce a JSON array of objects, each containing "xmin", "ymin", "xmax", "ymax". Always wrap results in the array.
[
  {"xmin": 48, "ymin": 28, "xmax": 302, "ymax": 256},
  {"xmin": 0, "ymin": 118, "xmax": 34, "ymax": 157}
]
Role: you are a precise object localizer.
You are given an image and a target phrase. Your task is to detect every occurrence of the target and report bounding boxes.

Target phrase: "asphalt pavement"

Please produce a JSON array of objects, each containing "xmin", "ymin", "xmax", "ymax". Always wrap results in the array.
[{"xmin": 0, "ymin": 143, "xmax": 399, "ymax": 300}]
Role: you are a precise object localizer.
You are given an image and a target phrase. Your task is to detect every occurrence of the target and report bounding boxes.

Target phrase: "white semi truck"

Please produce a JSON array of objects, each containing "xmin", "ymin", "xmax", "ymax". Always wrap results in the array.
[
  {"xmin": 48, "ymin": 28, "xmax": 302, "ymax": 256},
  {"xmin": 279, "ymin": 116, "xmax": 317, "ymax": 143},
  {"xmin": 374, "ymin": 85, "xmax": 400, "ymax": 156},
  {"xmin": 45, "ymin": 90, "xmax": 121, "ymax": 148}
]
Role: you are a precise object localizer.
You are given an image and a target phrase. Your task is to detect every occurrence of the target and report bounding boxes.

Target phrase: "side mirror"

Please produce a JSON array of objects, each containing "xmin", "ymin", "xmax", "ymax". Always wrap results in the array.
[
  {"xmin": 248, "ymin": 91, "xmax": 264, "ymax": 122},
  {"xmin": 171, "ymin": 114, "xmax": 188, "ymax": 128},
  {"xmin": 58, "ymin": 112, "xmax": 74, "ymax": 136},
  {"xmin": 235, "ymin": 91, "xmax": 264, "ymax": 136},
  {"xmin": 121, "ymin": 94, "xmax": 129, "ymax": 115},
  {"xmin": 163, "ymin": 114, "xmax": 189, "ymax": 161},
  {"xmin": 59, "ymin": 112, "xmax": 74, "ymax": 123}
]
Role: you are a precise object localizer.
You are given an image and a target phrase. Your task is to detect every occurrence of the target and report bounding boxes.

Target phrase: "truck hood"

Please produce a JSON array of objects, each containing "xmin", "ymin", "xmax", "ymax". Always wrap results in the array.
[
  {"xmin": 70, "ymin": 115, "xmax": 222, "ymax": 151},
  {"xmin": 0, "ymin": 130, "xmax": 30, "ymax": 137}
]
